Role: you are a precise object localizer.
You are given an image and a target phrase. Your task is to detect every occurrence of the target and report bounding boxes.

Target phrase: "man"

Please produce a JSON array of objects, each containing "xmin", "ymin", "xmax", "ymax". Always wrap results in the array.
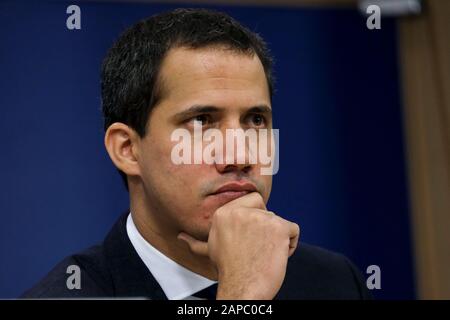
[{"xmin": 22, "ymin": 8, "xmax": 371, "ymax": 300}]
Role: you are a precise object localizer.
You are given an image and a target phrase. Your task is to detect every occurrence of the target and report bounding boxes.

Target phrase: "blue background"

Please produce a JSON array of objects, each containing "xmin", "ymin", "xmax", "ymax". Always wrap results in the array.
[{"xmin": 0, "ymin": 0, "xmax": 415, "ymax": 299}]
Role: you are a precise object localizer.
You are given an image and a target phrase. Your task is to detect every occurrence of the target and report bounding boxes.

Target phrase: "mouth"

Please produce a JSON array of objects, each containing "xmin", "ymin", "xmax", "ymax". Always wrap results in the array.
[{"xmin": 208, "ymin": 181, "xmax": 257, "ymax": 203}]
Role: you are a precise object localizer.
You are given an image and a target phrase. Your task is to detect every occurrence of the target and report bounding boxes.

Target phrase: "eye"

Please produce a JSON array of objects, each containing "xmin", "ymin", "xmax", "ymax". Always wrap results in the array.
[
  {"xmin": 188, "ymin": 114, "xmax": 213, "ymax": 126},
  {"xmin": 246, "ymin": 113, "xmax": 267, "ymax": 127}
]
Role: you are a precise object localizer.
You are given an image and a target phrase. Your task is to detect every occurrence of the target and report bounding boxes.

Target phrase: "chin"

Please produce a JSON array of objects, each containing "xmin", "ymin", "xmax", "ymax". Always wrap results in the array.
[
  {"xmin": 177, "ymin": 215, "xmax": 209, "ymax": 240},
  {"xmin": 190, "ymin": 221, "xmax": 212, "ymax": 242}
]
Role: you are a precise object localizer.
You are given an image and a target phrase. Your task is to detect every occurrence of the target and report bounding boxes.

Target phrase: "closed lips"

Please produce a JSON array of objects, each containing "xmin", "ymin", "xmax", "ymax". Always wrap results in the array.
[{"xmin": 211, "ymin": 182, "xmax": 257, "ymax": 195}]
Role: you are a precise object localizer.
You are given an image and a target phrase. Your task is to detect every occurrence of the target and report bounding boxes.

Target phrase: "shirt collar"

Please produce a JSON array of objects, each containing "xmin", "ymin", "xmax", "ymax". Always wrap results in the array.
[{"xmin": 126, "ymin": 213, "xmax": 217, "ymax": 300}]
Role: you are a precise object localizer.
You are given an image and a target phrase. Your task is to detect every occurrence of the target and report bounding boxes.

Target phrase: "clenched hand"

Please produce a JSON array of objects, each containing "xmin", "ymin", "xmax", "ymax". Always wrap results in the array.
[{"xmin": 178, "ymin": 192, "xmax": 300, "ymax": 300}]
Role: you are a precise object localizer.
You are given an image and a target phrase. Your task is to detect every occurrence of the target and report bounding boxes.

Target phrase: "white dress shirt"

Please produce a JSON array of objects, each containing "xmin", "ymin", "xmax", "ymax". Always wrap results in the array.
[{"xmin": 126, "ymin": 213, "xmax": 217, "ymax": 300}]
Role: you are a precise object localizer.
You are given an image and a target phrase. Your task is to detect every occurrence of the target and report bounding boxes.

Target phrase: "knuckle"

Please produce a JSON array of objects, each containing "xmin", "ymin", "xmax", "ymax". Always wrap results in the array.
[
  {"xmin": 214, "ymin": 207, "xmax": 226, "ymax": 221},
  {"xmin": 230, "ymin": 207, "xmax": 246, "ymax": 217},
  {"xmin": 256, "ymin": 193, "xmax": 266, "ymax": 206},
  {"xmin": 249, "ymin": 192, "xmax": 265, "ymax": 207},
  {"xmin": 268, "ymin": 217, "xmax": 284, "ymax": 231},
  {"xmin": 252, "ymin": 191, "xmax": 264, "ymax": 201}
]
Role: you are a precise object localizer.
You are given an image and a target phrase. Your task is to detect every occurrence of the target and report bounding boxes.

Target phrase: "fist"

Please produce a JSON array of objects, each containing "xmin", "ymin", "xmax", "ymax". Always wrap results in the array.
[{"xmin": 178, "ymin": 192, "xmax": 300, "ymax": 299}]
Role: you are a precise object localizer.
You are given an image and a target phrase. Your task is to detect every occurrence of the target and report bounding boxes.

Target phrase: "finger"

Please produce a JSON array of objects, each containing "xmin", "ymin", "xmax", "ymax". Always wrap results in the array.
[
  {"xmin": 251, "ymin": 211, "xmax": 299, "ymax": 257},
  {"xmin": 221, "ymin": 191, "xmax": 266, "ymax": 212},
  {"xmin": 288, "ymin": 222, "xmax": 300, "ymax": 257},
  {"xmin": 272, "ymin": 216, "xmax": 300, "ymax": 257},
  {"xmin": 177, "ymin": 232, "xmax": 209, "ymax": 256}
]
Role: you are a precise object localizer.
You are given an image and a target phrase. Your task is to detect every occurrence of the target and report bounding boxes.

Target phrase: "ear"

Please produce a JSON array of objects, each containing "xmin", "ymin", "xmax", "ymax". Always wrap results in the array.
[{"xmin": 104, "ymin": 123, "xmax": 141, "ymax": 177}]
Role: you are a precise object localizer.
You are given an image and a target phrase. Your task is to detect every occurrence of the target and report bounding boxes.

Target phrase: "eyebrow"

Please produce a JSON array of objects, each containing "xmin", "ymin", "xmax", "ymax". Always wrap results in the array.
[
  {"xmin": 247, "ymin": 105, "xmax": 272, "ymax": 116},
  {"xmin": 171, "ymin": 105, "xmax": 221, "ymax": 122},
  {"xmin": 171, "ymin": 104, "xmax": 272, "ymax": 122}
]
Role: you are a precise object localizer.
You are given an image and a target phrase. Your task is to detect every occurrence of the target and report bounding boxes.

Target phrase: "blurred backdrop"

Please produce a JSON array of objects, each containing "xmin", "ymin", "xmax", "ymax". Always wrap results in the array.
[{"xmin": 0, "ymin": 0, "xmax": 448, "ymax": 299}]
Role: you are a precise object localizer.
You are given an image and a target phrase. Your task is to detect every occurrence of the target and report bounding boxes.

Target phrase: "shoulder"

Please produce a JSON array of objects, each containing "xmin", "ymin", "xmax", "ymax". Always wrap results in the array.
[
  {"xmin": 20, "ymin": 245, "xmax": 114, "ymax": 298},
  {"xmin": 278, "ymin": 243, "xmax": 372, "ymax": 300}
]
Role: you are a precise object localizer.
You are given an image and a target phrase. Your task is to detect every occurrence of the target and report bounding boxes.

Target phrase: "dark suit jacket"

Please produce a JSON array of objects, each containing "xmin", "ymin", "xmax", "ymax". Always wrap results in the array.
[{"xmin": 21, "ymin": 213, "xmax": 372, "ymax": 299}]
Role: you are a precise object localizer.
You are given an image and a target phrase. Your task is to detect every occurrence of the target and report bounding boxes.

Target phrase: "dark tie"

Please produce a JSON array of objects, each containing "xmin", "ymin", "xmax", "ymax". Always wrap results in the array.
[{"xmin": 193, "ymin": 283, "xmax": 218, "ymax": 300}]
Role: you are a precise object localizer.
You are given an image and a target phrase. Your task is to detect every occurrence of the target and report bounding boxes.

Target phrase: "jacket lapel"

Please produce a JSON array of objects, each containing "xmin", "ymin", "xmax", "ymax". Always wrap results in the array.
[{"xmin": 103, "ymin": 212, "xmax": 168, "ymax": 299}]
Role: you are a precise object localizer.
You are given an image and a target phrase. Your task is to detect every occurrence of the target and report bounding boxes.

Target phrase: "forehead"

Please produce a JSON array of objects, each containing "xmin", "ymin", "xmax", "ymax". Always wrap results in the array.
[{"xmin": 156, "ymin": 46, "xmax": 271, "ymax": 109}]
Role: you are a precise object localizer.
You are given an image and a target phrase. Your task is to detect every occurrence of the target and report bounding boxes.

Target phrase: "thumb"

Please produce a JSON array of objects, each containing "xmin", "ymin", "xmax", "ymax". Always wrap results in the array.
[{"xmin": 177, "ymin": 232, "xmax": 209, "ymax": 256}]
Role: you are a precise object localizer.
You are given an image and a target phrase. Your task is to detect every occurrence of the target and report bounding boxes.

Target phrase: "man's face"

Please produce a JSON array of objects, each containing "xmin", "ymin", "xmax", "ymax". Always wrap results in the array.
[{"xmin": 137, "ymin": 46, "xmax": 273, "ymax": 241}]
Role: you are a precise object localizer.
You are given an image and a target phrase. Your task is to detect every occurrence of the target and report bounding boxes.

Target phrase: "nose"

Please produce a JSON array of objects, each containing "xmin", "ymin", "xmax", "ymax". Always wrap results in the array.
[
  {"xmin": 213, "ymin": 120, "xmax": 255, "ymax": 175},
  {"xmin": 215, "ymin": 160, "xmax": 252, "ymax": 175}
]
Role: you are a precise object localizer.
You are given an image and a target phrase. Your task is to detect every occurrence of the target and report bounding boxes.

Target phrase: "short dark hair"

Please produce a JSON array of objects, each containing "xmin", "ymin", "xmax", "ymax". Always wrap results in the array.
[{"xmin": 101, "ymin": 8, "xmax": 274, "ymax": 188}]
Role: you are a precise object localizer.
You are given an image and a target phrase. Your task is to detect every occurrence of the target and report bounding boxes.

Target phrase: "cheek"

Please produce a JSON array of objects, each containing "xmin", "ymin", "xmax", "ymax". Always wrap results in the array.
[
  {"xmin": 148, "ymin": 134, "xmax": 210, "ymax": 191},
  {"xmin": 261, "ymin": 176, "xmax": 272, "ymax": 202},
  {"xmin": 143, "ymin": 129, "xmax": 208, "ymax": 196},
  {"xmin": 251, "ymin": 163, "xmax": 272, "ymax": 200},
  {"xmin": 166, "ymin": 164, "xmax": 216, "ymax": 225},
  {"xmin": 166, "ymin": 163, "xmax": 203, "ymax": 189}
]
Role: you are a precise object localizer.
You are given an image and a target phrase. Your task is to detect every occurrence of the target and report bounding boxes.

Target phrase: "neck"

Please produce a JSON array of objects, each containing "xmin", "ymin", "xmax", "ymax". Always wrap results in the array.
[{"xmin": 129, "ymin": 187, "xmax": 218, "ymax": 281}]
